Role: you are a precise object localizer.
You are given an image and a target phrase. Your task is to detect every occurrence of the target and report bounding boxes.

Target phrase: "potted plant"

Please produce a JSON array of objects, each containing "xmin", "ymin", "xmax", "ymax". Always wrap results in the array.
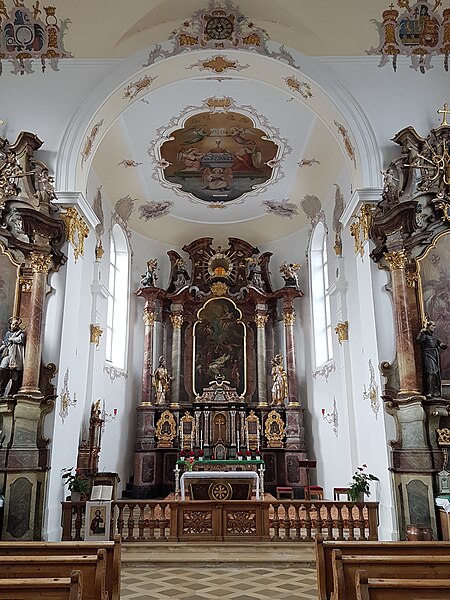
[
  {"xmin": 245, "ymin": 449, "xmax": 252, "ymax": 460},
  {"xmin": 62, "ymin": 468, "xmax": 89, "ymax": 502},
  {"xmin": 237, "ymin": 450, "xmax": 243, "ymax": 461},
  {"xmin": 198, "ymin": 449, "xmax": 204, "ymax": 461},
  {"xmin": 348, "ymin": 464, "xmax": 379, "ymax": 502},
  {"xmin": 179, "ymin": 450, "xmax": 186, "ymax": 461}
]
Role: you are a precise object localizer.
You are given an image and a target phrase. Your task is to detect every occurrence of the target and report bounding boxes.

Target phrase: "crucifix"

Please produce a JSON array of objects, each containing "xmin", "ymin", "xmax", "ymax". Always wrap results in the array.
[{"xmin": 438, "ymin": 103, "xmax": 450, "ymax": 127}]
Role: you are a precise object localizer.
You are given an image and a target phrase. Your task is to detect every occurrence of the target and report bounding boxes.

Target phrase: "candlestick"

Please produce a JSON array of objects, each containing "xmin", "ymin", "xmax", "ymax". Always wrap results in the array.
[
  {"xmin": 237, "ymin": 430, "xmax": 240, "ymax": 452},
  {"xmin": 200, "ymin": 430, "xmax": 203, "ymax": 450}
]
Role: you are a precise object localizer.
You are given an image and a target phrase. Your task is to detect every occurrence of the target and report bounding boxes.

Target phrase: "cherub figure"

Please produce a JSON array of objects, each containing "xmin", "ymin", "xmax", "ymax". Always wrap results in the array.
[
  {"xmin": 279, "ymin": 262, "xmax": 301, "ymax": 287},
  {"xmin": 140, "ymin": 259, "xmax": 158, "ymax": 287}
]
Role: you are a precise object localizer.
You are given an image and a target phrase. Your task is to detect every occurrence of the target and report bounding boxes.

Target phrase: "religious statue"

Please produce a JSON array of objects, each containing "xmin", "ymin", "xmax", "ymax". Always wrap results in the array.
[
  {"xmin": 381, "ymin": 166, "xmax": 399, "ymax": 204},
  {"xmin": 173, "ymin": 257, "xmax": 190, "ymax": 290},
  {"xmin": 0, "ymin": 317, "xmax": 26, "ymax": 397},
  {"xmin": 279, "ymin": 262, "xmax": 301, "ymax": 287},
  {"xmin": 417, "ymin": 320, "xmax": 447, "ymax": 398},
  {"xmin": 140, "ymin": 259, "xmax": 158, "ymax": 287},
  {"xmin": 271, "ymin": 353, "xmax": 288, "ymax": 405},
  {"xmin": 246, "ymin": 255, "xmax": 264, "ymax": 288},
  {"xmin": 152, "ymin": 356, "xmax": 170, "ymax": 404}
]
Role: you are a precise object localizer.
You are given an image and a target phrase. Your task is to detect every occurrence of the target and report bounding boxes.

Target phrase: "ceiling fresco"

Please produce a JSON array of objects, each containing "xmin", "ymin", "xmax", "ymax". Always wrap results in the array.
[{"xmin": 159, "ymin": 111, "xmax": 279, "ymax": 204}]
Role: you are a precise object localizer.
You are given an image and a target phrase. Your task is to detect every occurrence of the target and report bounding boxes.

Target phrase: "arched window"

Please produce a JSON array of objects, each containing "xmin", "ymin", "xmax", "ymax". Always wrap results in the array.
[
  {"xmin": 105, "ymin": 224, "xmax": 129, "ymax": 369},
  {"xmin": 310, "ymin": 222, "xmax": 333, "ymax": 367}
]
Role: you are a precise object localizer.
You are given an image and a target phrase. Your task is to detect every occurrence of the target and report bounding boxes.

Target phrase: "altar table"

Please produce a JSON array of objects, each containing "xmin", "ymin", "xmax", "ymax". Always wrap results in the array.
[{"xmin": 180, "ymin": 470, "xmax": 260, "ymax": 501}]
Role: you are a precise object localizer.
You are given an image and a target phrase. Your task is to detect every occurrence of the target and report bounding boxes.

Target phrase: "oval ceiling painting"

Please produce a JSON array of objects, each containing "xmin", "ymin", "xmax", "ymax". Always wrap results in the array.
[{"xmin": 159, "ymin": 111, "xmax": 279, "ymax": 204}]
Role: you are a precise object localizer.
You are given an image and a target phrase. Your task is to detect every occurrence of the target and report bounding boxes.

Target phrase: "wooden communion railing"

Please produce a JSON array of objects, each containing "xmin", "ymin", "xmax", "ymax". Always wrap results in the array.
[{"xmin": 62, "ymin": 500, "xmax": 379, "ymax": 542}]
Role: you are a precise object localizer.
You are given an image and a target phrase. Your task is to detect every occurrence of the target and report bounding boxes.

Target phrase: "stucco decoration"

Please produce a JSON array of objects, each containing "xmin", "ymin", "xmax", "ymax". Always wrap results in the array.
[
  {"xmin": 298, "ymin": 158, "xmax": 320, "ymax": 168},
  {"xmin": 92, "ymin": 186, "xmax": 104, "ymax": 254},
  {"xmin": 301, "ymin": 194, "xmax": 327, "ymax": 263},
  {"xmin": 150, "ymin": 99, "xmax": 289, "ymax": 206},
  {"xmin": 186, "ymin": 55, "xmax": 249, "ymax": 73},
  {"xmin": 143, "ymin": 0, "xmax": 299, "ymax": 69},
  {"xmin": 138, "ymin": 200, "xmax": 173, "ymax": 221},
  {"xmin": 363, "ymin": 359, "xmax": 380, "ymax": 419},
  {"xmin": 59, "ymin": 367, "xmax": 76, "ymax": 424},
  {"xmin": 312, "ymin": 361, "xmax": 336, "ymax": 381},
  {"xmin": 332, "ymin": 184, "xmax": 345, "ymax": 255},
  {"xmin": 334, "ymin": 120, "xmax": 357, "ymax": 168},
  {"xmin": 284, "ymin": 76, "xmax": 313, "ymax": 99},
  {"xmin": 262, "ymin": 200, "xmax": 299, "ymax": 219},
  {"xmin": 368, "ymin": 1, "xmax": 450, "ymax": 73},
  {"xmin": 114, "ymin": 195, "xmax": 136, "ymax": 225},
  {"xmin": 118, "ymin": 159, "xmax": 142, "ymax": 168},
  {"xmin": 123, "ymin": 75, "xmax": 157, "ymax": 101},
  {"xmin": 81, "ymin": 119, "xmax": 104, "ymax": 168},
  {"xmin": 0, "ymin": 2, "xmax": 72, "ymax": 76}
]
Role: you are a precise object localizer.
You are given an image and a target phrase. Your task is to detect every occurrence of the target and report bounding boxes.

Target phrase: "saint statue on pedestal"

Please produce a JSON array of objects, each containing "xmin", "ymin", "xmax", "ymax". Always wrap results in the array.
[{"xmin": 271, "ymin": 353, "xmax": 288, "ymax": 405}]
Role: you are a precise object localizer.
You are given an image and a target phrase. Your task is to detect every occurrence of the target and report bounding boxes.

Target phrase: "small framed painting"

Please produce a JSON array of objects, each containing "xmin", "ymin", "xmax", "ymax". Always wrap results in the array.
[{"xmin": 84, "ymin": 501, "xmax": 111, "ymax": 541}]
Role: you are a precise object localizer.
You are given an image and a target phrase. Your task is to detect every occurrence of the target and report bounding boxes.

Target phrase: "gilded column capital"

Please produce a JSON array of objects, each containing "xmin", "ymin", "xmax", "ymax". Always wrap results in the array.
[
  {"xmin": 143, "ymin": 310, "xmax": 156, "ymax": 326},
  {"xmin": 63, "ymin": 206, "xmax": 89, "ymax": 261},
  {"xmin": 283, "ymin": 311, "xmax": 296, "ymax": 326},
  {"xmin": 384, "ymin": 250, "xmax": 407, "ymax": 271},
  {"xmin": 90, "ymin": 324, "xmax": 103, "ymax": 347},
  {"xmin": 30, "ymin": 253, "xmax": 52, "ymax": 273},
  {"xmin": 335, "ymin": 321, "xmax": 349, "ymax": 344},
  {"xmin": 170, "ymin": 314, "xmax": 184, "ymax": 329},
  {"xmin": 255, "ymin": 314, "xmax": 269, "ymax": 328}
]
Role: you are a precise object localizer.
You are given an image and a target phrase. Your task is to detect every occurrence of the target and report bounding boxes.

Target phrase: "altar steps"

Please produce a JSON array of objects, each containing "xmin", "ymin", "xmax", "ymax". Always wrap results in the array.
[{"xmin": 122, "ymin": 541, "xmax": 315, "ymax": 567}]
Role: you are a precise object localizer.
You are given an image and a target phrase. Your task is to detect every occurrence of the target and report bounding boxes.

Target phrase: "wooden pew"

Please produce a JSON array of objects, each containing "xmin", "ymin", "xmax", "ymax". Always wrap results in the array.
[
  {"xmin": 0, "ymin": 535, "xmax": 121, "ymax": 600},
  {"xmin": 315, "ymin": 535, "xmax": 450, "ymax": 600},
  {"xmin": 0, "ymin": 569, "xmax": 83, "ymax": 599},
  {"xmin": 0, "ymin": 550, "xmax": 106, "ymax": 600},
  {"xmin": 355, "ymin": 570, "xmax": 450, "ymax": 600},
  {"xmin": 332, "ymin": 550, "xmax": 450, "ymax": 600}
]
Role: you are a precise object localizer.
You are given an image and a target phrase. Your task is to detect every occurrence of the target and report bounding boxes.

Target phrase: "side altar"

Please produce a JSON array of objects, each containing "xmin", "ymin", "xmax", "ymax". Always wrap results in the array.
[{"xmin": 132, "ymin": 237, "xmax": 309, "ymax": 498}]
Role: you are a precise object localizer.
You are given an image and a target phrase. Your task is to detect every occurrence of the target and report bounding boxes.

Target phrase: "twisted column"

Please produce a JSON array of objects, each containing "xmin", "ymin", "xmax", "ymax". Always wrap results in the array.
[{"xmin": 20, "ymin": 253, "xmax": 52, "ymax": 395}]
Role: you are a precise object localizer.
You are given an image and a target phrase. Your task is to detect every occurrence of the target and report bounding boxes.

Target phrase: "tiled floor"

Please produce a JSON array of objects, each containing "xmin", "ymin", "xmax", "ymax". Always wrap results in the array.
[{"xmin": 121, "ymin": 565, "xmax": 318, "ymax": 599}]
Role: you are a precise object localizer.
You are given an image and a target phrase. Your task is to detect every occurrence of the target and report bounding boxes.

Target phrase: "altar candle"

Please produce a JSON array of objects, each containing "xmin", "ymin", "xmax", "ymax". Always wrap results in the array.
[
  {"xmin": 181, "ymin": 429, "xmax": 184, "ymax": 449},
  {"xmin": 237, "ymin": 430, "xmax": 240, "ymax": 452},
  {"xmin": 200, "ymin": 430, "xmax": 203, "ymax": 450}
]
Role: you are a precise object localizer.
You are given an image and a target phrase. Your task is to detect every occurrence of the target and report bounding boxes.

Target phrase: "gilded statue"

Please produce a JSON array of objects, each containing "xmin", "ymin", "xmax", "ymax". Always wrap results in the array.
[
  {"xmin": 152, "ymin": 356, "xmax": 170, "ymax": 404},
  {"xmin": 279, "ymin": 262, "xmax": 301, "ymax": 287},
  {"xmin": 271, "ymin": 353, "xmax": 288, "ymax": 405}
]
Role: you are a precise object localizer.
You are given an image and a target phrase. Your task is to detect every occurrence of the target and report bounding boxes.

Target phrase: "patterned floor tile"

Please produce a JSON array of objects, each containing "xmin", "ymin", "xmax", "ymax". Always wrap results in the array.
[{"xmin": 122, "ymin": 565, "xmax": 318, "ymax": 599}]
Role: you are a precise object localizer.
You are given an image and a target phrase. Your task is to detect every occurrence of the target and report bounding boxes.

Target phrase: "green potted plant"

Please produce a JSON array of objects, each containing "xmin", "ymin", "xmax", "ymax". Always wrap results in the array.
[
  {"xmin": 348, "ymin": 464, "xmax": 379, "ymax": 502},
  {"xmin": 62, "ymin": 468, "xmax": 89, "ymax": 501}
]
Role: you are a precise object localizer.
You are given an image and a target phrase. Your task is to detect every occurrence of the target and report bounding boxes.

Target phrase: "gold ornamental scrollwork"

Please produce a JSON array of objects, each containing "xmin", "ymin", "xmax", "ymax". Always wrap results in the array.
[
  {"xmin": 208, "ymin": 481, "xmax": 232, "ymax": 501},
  {"xmin": 254, "ymin": 314, "xmax": 268, "ymax": 328},
  {"xmin": 143, "ymin": 311, "xmax": 156, "ymax": 326},
  {"xmin": 30, "ymin": 253, "xmax": 52, "ymax": 273},
  {"xmin": 170, "ymin": 314, "xmax": 184, "ymax": 329},
  {"xmin": 349, "ymin": 204, "xmax": 374, "ymax": 258},
  {"xmin": 437, "ymin": 428, "xmax": 450, "ymax": 446},
  {"xmin": 211, "ymin": 281, "xmax": 228, "ymax": 296},
  {"xmin": 180, "ymin": 411, "xmax": 195, "ymax": 451},
  {"xmin": 90, "ymin": 324, "xmax": 103, "ymax": 347},
  {"xmin": 406, "ymin": 269, "xmax": 419, "ymax": 288},
  {"xmin": 19, "ymin": 276, "xmax": 32, "ymax": 292},
  {"xmin": 155, "ymin": 410, "xmax": 177, "ymax": 448},
  {"xmin": 437, "ymin": 201, "xmax": 450, "ymax": 223},
  {"xmin": 283, "ymin": 311, "xmax": 295, "ymax": 326},
  {"xmin": 63, "ymin": 206, "xmax": 89, "ymax": 262},
  {"xmin": 265, "ymin": 410, "xmax": 285, "ymax": 448},
  {"xmin": 384, "ymin": 250, "xmax": 407, "ymax": 271},
  {"xmin": 335, "ymin": 321, "xmax": 349, "ymax": 344}
]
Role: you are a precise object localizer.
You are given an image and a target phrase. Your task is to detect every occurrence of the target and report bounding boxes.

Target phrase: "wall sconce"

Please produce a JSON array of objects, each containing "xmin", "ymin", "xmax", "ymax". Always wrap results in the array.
[
  {"xmin": 321, "ymin": 397, "xmax": 339, "ymax": 437},
  {"xmin": 104, "ymin": 408, "xmax": 118, "ymax": 423}
]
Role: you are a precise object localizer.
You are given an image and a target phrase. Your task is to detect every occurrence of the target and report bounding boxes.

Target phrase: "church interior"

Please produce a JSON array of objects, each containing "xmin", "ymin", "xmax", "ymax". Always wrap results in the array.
[{"xmin": 1, "ymin": 0, "xmax": 450, "ymax": 597}]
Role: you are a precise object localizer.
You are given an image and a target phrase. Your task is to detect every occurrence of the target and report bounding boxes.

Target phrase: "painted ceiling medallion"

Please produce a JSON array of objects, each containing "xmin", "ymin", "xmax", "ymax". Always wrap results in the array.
[
  {"xmin": 368, "ymin": 1, "xmax": 450, "ymax": 72},
  {"xmin": 152, "ymin": 102, "xmax": 287, "ymax": 206},
  {"xmin": 0, "ymin": 2, "xmax": 72, "ymax": 75},
  {"xmin": 187, "ymin": 55, "xmax": 249, "ymax": 73},
  {"xmin": 144, "ymin": 1, "xmax": 298, "ymax": 68}
]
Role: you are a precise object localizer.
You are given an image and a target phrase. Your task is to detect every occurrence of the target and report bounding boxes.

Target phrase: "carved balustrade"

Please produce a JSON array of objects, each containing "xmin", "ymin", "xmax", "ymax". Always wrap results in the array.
[{"xmin": 61, "ymin": 499, "xmax": 378, "ymax": 542}]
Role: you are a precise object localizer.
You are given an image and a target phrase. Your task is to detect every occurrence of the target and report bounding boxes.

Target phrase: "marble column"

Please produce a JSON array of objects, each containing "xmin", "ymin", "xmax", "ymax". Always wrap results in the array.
[
  {"xmin": 384, "ymin": 250, "xmax": 421, "ymax": 397},
  {"xmin": 255, "ymin": 306, "xmax": 269, "ymax": 407},
  {"xmin": 20, "ymin": 253, "xmax": 52, "ymax": 396},
  {"xmin": 282, "ymin": 303, "xmax": 300, "ymax": 406},
  {"xmin": 170, "ymin": 306, "xmax": 183, "ymax": 408},
  {"xmin": 142, "ymin": 302, "xmax": 157, "ymax": 405}
]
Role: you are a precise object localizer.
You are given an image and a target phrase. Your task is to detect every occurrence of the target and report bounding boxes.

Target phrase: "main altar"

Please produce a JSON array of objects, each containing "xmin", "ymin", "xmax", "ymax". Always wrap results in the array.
[{"xmin": 133, "ymin": 237, "xmax": 308, "ymax": 498}]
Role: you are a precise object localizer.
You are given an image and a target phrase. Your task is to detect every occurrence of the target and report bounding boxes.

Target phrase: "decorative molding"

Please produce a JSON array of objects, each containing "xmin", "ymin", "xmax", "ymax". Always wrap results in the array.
[
  {"xmin": 283, "ymin": 311, "xmax": 296, "ymax": 326},
  {"xmin": 341, "ymin": 188, "xmax": 382, "ymax": 228},
  {"xmin": 19, "ymin": 276, "xmax": 32, "ymax": 292},
  {"xmin": 384, "ymin": 250, "xmax": 407, "ymax": 270},
  {"xmin": 103, "ymin": 363, "xmax": 128, "ymax": 382},
  {"xmin": 312, "ymin": 360, "xmax": 336, "ymax": 381},
  {"xmin": 264, "ymin": 410, "xmax": 285, "ymax": 448},
  {"xmin": 0, "ymin": 2, "xmax": 72, "ymax": 76},
  {"xmin": 63, "ymin": 206, "xmax": 89, "ymax": 262},
  {"xmin": 143, "ymin": 311, "xmax": 157, "ymax": 326},
  {"xmin": 211, "ymin": 281, "xmax": 228, "ymax": 296},
  {"xmin": 322, "ymin": 397, "xmax": 339, "ymax": 437},
  {"xmin": 90, "ymin": 324, "xmax": 103, "ymax": 347},
  {"xmin": 54, "ymin": 191, "xmax": 99, "ymax": 231},
  {"xmin": 59, "ymin": 367, "xmax": 76, "ymax": 425},
  {"xmin": 367, "ymin": 1, "xmax": 450, "ymax": 73},
  {"xmin": 349, "ymin": 204, "xmax": 374, "ymax": 258},
  {"xmin": 30, "ymin": 252, "xmax": 52, "ymax": 273},
  {"xmin": 335, "ymin": 321, "xmax": 348, "ymax": 344},
  {"xmin": 363, "ymin": 359, "xmax": 380, "ymax": 419}
]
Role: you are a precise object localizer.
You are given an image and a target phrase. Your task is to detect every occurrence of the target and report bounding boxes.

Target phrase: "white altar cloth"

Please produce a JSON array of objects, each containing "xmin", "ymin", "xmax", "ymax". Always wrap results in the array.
[{"xmin": 180, "ymin": 470, "xmax": 260, "ymax": 500}]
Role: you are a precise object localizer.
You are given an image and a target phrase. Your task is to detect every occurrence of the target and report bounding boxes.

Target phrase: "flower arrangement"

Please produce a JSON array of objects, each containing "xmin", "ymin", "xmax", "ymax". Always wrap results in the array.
[
  {"xmin": 348, "ymin": 464, "xmax": 379, "ymax": 502},
  {"xmin": 198, "ymin": 449, "xmax": 204, "ymax": 460},
  {"xmin": 179, "ymin": 450, "xmax": 186, "ymax": 460},
  {"xmin": 62, "ymin": 468, "xmax": 89, "ymax": 495},
  {"xmin": 237, "ymin": 450, "xmax": 243, "ymax": 460},
  {"xmin": 245, "ymin": 449, "xmax": 252, "ymax": 459}
]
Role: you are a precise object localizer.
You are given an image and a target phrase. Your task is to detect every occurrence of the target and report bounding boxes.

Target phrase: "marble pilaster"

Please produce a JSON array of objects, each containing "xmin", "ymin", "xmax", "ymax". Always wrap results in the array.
[
  {"xmin": 170, "ymin": 306, "xmax": 184, "ymax": 408},
  {"xmin": 255, "ymin": 306, "xmax": 269, "ymax": 407},
  {"xmin": 282, "ymin": 302, "xmax": 300, "ymax": 406},
  {"xmin": 142, "ymin": 303, "xmax": 157, "ymax": 405}
]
